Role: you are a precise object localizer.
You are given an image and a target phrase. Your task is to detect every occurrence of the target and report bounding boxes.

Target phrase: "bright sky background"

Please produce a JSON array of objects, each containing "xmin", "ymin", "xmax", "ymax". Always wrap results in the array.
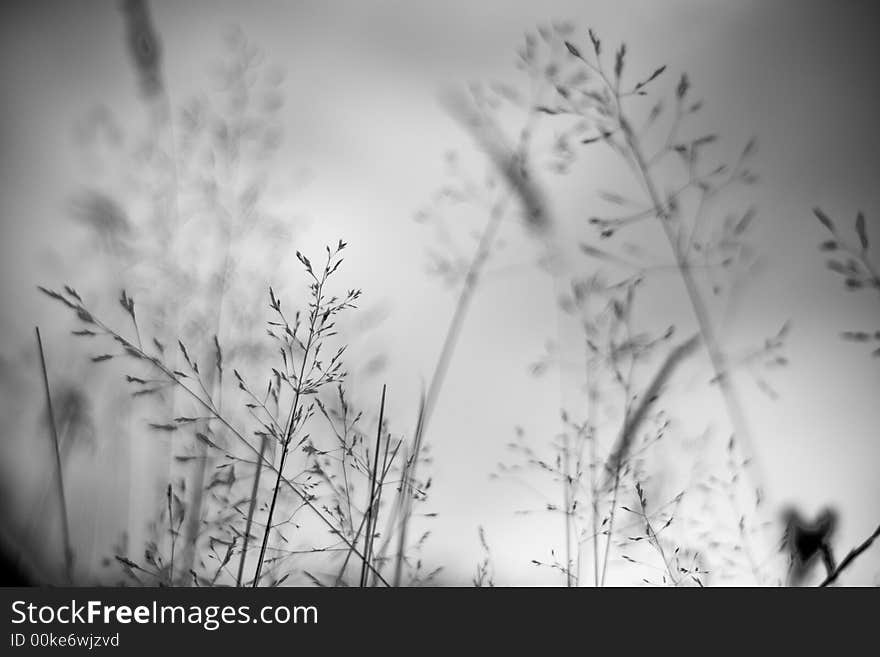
[{"xmin": 1, "ymin": 0, "xmax": 878, "ymax": 585}]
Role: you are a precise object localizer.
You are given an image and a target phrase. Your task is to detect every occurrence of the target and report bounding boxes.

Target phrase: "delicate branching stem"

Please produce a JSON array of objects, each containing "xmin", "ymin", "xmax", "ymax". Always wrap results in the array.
[
  {"xmin": 620, "ymin": 116, "xmax": 765, "ymax": 495},
  {"xmin": 41, "ymin": 288, "xmax": 389, "ymax": 586},
  {"xmin": 637, "ymin": 485, "xmax": 680, "ymax": 586},
  {"xmin": 253, "ymin": 277, "xmax": 324, "ymax": 587},
  {"xmin": 570, "ymin": 35, "xmax": 768, "ymax": 509}
]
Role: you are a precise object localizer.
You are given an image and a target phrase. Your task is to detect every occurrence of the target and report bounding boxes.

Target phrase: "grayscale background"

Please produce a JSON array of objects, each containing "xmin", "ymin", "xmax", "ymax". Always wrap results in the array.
[{"xmin": 0, "ymin": 0, "xmax": 878, "ymax": 586}]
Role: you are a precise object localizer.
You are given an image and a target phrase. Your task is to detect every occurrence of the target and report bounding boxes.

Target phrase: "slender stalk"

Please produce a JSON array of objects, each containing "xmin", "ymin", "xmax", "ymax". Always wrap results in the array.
[
  {"xmin": 392, "ymin": 200, "xmax": 505, "ymax": 583},
  {"xmin": 178, "ymin": 353, "xmax": 386, "ymax": 586},
  {"xmin": 599, "ymin": 467, "xmax": 620, "ymax": 587},
  {"xmin": 819, "ymin": 523, "xmax": 880, "ymax": 587},
  {"xmin": 393, "ymin": 421, "xmax": 420, "ymax": 586},
  {"xmin": 339, "ymin": 404, "xmax": 355, "ymax": 536},
  {"xmin": 359, "ymin": 434, "xmax": 403, "ymax": 584},
  {"xmin": 369, "ymin": 435, "xmax": 395, "ymax": 586},
  {"xmin": 35, "ymin": 327, "xmax": 74, "ymax": 583},
  {"xmin": 569, "ymin": 41, "xmax": 766, "ymax": 496},
  {"xmin": 166, "ymin": 484, "xmax": 176, "ymax": 585},
  {"xmin": 336, "ymin": 436, "xmax": 397, "ymax": 586},
  {"xmin": 180, "ymin": 367, "xmax": 215, "ymax": 577},
  {"xmin": 562, "ymin": 433, "xmax": 573, "ymax": 586},
  {"xmin": 251, "ymin": 359, "xmax": 308, "ymax": 587},
  {"xmin": 252, "ymin": 275, "xmax": 324, "ymax": 587},
  {"xmin": 638, "ymin": 487, "xmax": 680, "ymax": 586},
  {"xmin": 393, "ymin": 94, "xmax": 547, "ymax": 584},
  {"xmin": 236, "ymin": 434, "xmax": 267, "ymax": 587},
  {"xmin": 54, "ymin": 287, "xmax": 386, "ymax": 584},
  {"xmin": 600, "ymin": 319, "xmax": 639, "ymax": 586},
  {"xmin": 360, "ymin": 385, "xmax": 386, "ymax": 587},
  {"xmin": 620, "ymin": 119, "xmax": 764, "ymax": 491},
  {"xmin": 585, "ymin": 338, "xmax": 600, "ymax": 587},
  {"xmin": 71, "ymin": 298, "xmax": 388, "ymax": 585}
]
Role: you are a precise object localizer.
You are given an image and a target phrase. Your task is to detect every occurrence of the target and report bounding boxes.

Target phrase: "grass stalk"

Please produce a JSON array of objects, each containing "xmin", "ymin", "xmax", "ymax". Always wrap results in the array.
[
  {"xmin": 360, "ymin": 384, "xmax": 386, "ymax": 587},
  {"xmin": 236, "ymin": 434, "xmax": 267, "ymax": 587},
  {"xmin": 585, "ymin": 339, "xmax": 600, "ymax": 587},
  {"xmin": 599, "ymin": 467, "xmax": 620, "ymax": 587},
  {"xmin": 252, "ymin": 300, "xmax": 319, "ymax": 587},
  {"xmin": 166, "ymin": 483, "xmax": 176, "ymax": 584},
  {"xmin": 819, "ymin": 523, "xmax": 880, "ymax": 587},
  {"xmin": 392, "ymin": 93, "xmax": 548, "ymax": 584},
  {"xmin": 562, "ymin": 432, "xmax": 573, "ymax": 586},
  {"xmin": 620, "ymin": 119, "xmax": 765, "ymax": 491},
  {"xmin": 41, "ymin": 287, "xmax": 390, "ymax": 586},
  {"xmin": 35, "ymin": 327, "xmax": 74, "ymax": 583}
]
